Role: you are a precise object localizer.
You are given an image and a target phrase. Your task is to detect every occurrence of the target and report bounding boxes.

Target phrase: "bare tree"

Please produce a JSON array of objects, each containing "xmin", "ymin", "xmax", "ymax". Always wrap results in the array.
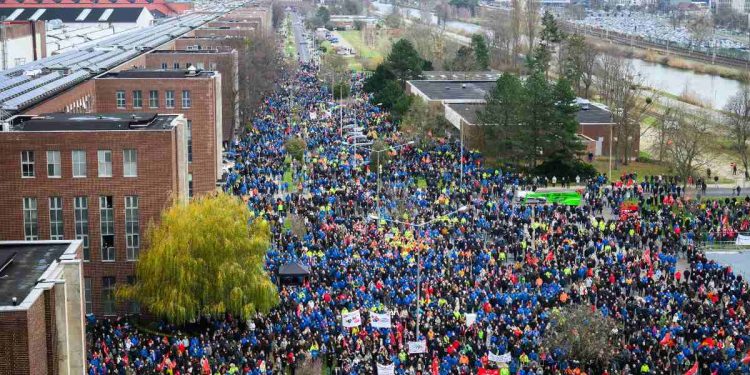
[
  {"xmin": 666, "ymin": 107, "xmax": 711, "ymax": 182},
  {"xmin": 542, "ymin": 305, "xmax": 619, "ymax": 373},
  {"xmin": 650, "ymin": 106, "xmax": 675, "ymax": 162},
  {"xmin": 723, "ymin": 86, "xmax": 750, "ymax": 179},
  {"xmin": 595, "ymin": 57, "xmax": 656, "ymax": 164},
  {"xmin": 510, "ymin": 0, "xmax": 523, "ymax": 69},
  {"xmin": 687, "ymin": 13, "xmax": 714, "ymax": 48},
  {"xmin": 484, "ymin": 10, "xmax": 514, "ymax": 68},
  {"xmin": 524, "ymin": 0, "xmax": 540, "ymax": 53}
]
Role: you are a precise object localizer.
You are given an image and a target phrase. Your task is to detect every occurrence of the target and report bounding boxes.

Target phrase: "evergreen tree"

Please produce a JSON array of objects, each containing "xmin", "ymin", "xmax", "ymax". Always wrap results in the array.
[
  {"xmin": 387, "ymin": 39, "xmax": 425, "ymax": 85},
  {"xmin": 471, "ymin": 34, "xmax": 490, "ymax": 70}
]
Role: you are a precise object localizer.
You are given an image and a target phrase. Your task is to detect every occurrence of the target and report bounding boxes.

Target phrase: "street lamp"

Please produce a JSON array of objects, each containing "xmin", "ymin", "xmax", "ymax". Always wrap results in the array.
[{"xmin": 368, "ymin": 205, "xmax": 468, "ymax": 339}]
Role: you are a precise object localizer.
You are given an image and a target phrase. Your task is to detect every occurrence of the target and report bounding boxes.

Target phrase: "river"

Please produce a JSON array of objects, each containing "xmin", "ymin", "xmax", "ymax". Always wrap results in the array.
[
  {"xmin": 627, "ymin": 58, "xmax": 743, "ymax": 110},
  {"xmin": 371, "ymin": 2, "xmax": 745, "ymax": 109}
]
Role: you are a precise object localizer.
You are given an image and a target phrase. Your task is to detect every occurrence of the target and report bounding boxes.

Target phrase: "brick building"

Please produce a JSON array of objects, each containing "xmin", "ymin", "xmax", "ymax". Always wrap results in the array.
[
  {"xmin": 144, "ymin": 50, "xmax": 239, "ymax": 143},
  {"xmin": 0, "ymin": 113, "xmax": 188, "ymax": 316},
  {"xmin": 95, "ymin": 69, "xmax": 223, "ymax": 196},
  {"xmin": 0, "ymin": 240, "xmax": 85, "ymax": 375},
  {"xmin": 0, "ymin": 20, "xmax": 46, "ymax": 70}
]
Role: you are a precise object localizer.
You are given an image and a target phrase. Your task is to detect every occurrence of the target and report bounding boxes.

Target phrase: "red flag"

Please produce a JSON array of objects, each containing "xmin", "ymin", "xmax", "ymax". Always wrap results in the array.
[
  {"xmin": 700, "ymin": 337, "xmax": 716, "ymax": 348},
  {"xmin": 478, "ymin": 369, "xmax": 499, "ymax": 375},
  {"xmin": 684, "ymin": 362, "xmax": 698, "ymax": 375},
  {"xmin": 660, "ymin": 332, "xmax": 673, "ymax": 346},
  {"xmin": 545, "ymin": 251, "xmax": 554, "ymax": 262},
  {"xmin": 742, "ymin": 351, "xmax": 750, "ymax": 364}
]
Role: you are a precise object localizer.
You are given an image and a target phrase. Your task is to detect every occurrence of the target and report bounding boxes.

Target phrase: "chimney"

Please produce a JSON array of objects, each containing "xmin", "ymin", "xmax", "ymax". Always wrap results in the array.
[{"xmin": 12, "ymin": 297, "xmax": 17, "ymax": 306}]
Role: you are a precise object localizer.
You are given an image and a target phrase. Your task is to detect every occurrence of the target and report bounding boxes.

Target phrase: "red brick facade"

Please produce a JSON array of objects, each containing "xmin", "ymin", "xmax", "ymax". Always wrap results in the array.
[
  {"xmin": 0, "ymin": 129, "xmax": 184, "ymax": 316},
  {"xmin": 144, "ymin": 51, "xmax": 239, "ymax": 142},
  {"xmin": 94, "ymin": 72, "xmax": 222, "ymax": 196},
  {"xmin": 0, "ymin": 289, "xmax": 57, "ymax": 375}
]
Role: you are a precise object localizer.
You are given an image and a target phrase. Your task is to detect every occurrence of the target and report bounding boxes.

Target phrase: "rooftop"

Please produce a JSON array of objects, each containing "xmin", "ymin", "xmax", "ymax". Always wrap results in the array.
[
  {"xmin": 447, "ymin": 102, "xmax": 612, "ymax": 126},
  {"xmin": 409, "ymin": 80, "xmax": 496, "ymax": 101},
  {"xmin": 151, "ymin": 49, "xmax": 231, "ymax": 54},
  {"xmin": 0, "ymin": 242, "xmax": 69, "ymax": 307},
  {"xmin": 9, "ymin": 112, "xmax": 179, "ymax": 131},
  {"xmin": 419, "ymin": 71, "xmax": 503, "ymax": 81},
  {"xmin": 0, "ymin": 7, "xmax": 149, "ymax": 23},
  {"xmin": 98, "ymin": 69, "xmax": 216, "ymax": 79}
]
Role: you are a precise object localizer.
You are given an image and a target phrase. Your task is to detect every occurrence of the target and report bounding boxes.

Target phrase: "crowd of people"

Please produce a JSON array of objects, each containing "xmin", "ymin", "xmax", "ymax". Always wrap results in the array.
[{"xmin": 86, "ymin": 61, "xmax": 750, "ymax": 375}]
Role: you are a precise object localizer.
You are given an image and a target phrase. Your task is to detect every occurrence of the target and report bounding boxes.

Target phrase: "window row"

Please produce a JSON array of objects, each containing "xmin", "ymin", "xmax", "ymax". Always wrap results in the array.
[
  {"xmin": 23, "ymin": 196, "xmax": 140, "ymax": 262},
  {"xmin": 84, "ymin": 275, "xmax": 139, "ymax": 315},
  {"xmin": 159, "ymin": 61, "xmax": 215, "ymax": 70},
  {"xmin": 21, "ymin": 149, "xmax": 137, "ymax": 179},
  {"xmin": 116, "ymin": 89, "xmax": 191, "ymax": 110}
]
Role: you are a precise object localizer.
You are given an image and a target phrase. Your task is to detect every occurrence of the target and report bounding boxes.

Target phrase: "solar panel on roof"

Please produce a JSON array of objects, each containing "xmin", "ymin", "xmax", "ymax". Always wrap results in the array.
[
  {"xmin": 0, "ymin": 72, "xmax": 61, "ymax": 102},
  {"xmin": 3, "ymin": 70, "xmax": 90, "ymax": 110}
]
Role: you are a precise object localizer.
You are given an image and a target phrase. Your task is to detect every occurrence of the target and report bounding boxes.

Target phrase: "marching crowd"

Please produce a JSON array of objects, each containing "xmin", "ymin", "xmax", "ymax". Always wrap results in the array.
[{"xmin": 86, "ymin": 63, "xmax": 750, "ymax": 375}]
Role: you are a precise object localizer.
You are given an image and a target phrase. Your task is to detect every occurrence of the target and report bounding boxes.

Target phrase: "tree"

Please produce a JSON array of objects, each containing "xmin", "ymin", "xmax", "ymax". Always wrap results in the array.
[
  {"xmin": 595, "ymin": 56, "xmax": 656, "ymax": 164},
  {"xmin": 471, "ymin": 34, "xmax": 490, "ymax": 70},
  {"xmin": 723, "ymin": 86, "xmax": 750, "ymax": 179},
  {"xmin": 510, "ymin": 0, "xmax": 523, "ymax": 69},
  {"xmin": 561, "ymin": 34, "xmax": 597, "ymax": 98},
  {"xmin": 272, "ymin": 2, "xmax": 286, "ymax": 29},
  {"xmin": 528, "ymin": 11, "xmax": 565, "ymax": 77},
  {"xmin": 341, "ymin": 0, "xmax": 363, "ymax": 15},
  {"xmin": 118, "ymin": 193, "xmax": 279, "ymax": 324},
  {"xmin": 285, "ymin": 137, "xmax": 307, "ymax": 163},
  {"xmin": 449, "ymin": 46, "xmax": 477, "ymax": 71},
  {"xmin": 687, "ymin": 13, "xmax": 714, "ymax": 47},
  {"xmin": 387, "ymin": 39, "xmax": 425, "ymax": 85},
  {"xmin": 524, "ymin": 0, "xmax": 540, "ymax": 54},
  {"xmin": 333, "ymin": 81, "xmax": 351, "ymax": 100},
  {"xmin": 369, "ymin": 139, "xmax": 392, "ymax": 172},
  {"xmin": 542, "ymin": 305, "xmax": 619, "ymax": 372},
  {"xmin": 478, "ymin": 72, "xmax": 582, "ymax": 166},
  {"xmin": 401, "ymin": 98, "xmax": 449, "ymax": 144},
  {"xmin": 384, "ymin": 7, "xmax": 403, "ymax": 28},
  {"xmin": 316, "ymin": 6, "xmax": 331, "ymax": 25},
  {"xmin": 665, "ymin": 107, "xmax": 711, "ymax": 182}
]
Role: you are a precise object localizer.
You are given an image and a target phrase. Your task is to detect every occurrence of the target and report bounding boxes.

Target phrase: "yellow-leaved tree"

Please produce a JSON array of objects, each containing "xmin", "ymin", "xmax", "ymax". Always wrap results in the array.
[{"xmin": 117, "ymin": 193, "xmax": 279, "ymax": 324}]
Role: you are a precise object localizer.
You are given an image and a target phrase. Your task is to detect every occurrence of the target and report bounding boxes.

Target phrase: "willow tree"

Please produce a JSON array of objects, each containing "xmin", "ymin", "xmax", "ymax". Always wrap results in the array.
[{"xmin": 118, "ymin": 193, "xmax": 279, "ymax": 324}]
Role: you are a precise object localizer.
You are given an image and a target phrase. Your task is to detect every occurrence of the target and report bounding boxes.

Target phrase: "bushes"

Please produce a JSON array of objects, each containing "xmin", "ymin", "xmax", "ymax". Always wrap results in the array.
[{"xmin": 532, "ymin": 155, "xmax": 598, "ymax": 180}]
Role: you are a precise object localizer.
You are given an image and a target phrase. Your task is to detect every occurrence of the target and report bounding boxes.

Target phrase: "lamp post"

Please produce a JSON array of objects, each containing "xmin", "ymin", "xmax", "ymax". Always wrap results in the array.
[{"xmin": 369, "ymin": 205, "xmax": 469, "ymax": 338}]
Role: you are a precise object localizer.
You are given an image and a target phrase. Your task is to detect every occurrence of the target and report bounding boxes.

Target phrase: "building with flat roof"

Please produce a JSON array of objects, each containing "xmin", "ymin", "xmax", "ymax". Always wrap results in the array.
[
  {"xmin": 0, "ymin": 21, "xmax": 46, "ymax": 71},
  {"xmin": 0, "ymin": 112, "xmax": 187, "ymax": 316},
  {"xmin": 408, "ymin": 77, "xmax": 621, "ymax": 157},
  {"xmin": 95, "ymin": 69, "xmax": 223, "ymax": 197},
  {"xmin": 0, "ymin": 0, "xmax": 193, "ymax": 17},
  {"xmin": 0, "ymin": 240, "xmax": 85, "ymax": 375},
  {"xmin": 144, "ymin": 50, "xmax": 239, "ymax": 143},
  {"xmin": 0, "ymin": 7, "xmax": 155, "ymax": 28}
]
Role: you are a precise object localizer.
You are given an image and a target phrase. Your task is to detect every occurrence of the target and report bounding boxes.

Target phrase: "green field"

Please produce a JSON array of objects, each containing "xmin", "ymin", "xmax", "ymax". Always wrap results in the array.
[{"xmin": 336, "ymin": 30, "xmax": 392, "ymax": 69}]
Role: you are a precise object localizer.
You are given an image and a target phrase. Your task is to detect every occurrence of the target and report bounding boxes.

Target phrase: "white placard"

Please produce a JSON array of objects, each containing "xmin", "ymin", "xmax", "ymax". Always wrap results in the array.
[
  {"xmin": 736, "ymin": 234, "xmax": 750, "ymax": 245},
  {"xmin": 342, "ymin": 310, "xmax": 361, "ymax": 328},
  {"xmin": 465, "ymin": 313, "xmax": 477, "ymax": 327},
  {"xmin": 489, "ymin": 352, "xmax": 512, "ymax": 363},
  {"xmin": 377, "ymin": 363, "xmax": 395, "ymax": 375},
  {"xmin": 370, "ymin": 312, "xmax": 392, "ymax": 328},
  {"xmin": 408, "ymin": 340, "xmax": 427, "ymax": 354}
]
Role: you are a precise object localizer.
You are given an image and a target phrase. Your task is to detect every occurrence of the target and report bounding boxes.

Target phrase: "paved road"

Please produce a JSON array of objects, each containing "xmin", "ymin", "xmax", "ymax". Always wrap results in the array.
[{"xmin": 291, "ymin": 12, "xmax": 310, "ymax": 63}]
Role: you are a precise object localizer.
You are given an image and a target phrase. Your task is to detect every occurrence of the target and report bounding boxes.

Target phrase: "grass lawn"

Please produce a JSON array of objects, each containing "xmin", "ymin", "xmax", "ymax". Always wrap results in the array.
[
  {"xmin": 337, "ymin": 30, "xmax": 391, "ymax": 68},
  {"xmin": 591, "ymin": 158, "xmax": 672, "ymax": 179}
]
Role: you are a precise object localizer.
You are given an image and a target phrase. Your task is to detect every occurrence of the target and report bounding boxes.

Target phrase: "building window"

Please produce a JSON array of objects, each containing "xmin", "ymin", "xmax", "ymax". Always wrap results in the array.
[
  {"xmin": 49, "ymin": 197, "xmax": 63, "ymax": 240},
  {"xmin": 123, "ymin": 149, "xmax": 137, "ymax": 177},
  {"xmin": 181, "ymin": 90, "xmax": 191, "ymax": 108},
  {"xmin": 23, "ymin": 197, "xmax": 38, "ymax": 240},
  {"xmin": 173, "ymin": 62, "xmax": 180, "ymax": 69},
  {"xmin": 132, "ymin": 90, "xmax": 142, "ymax": 108},
  {"xmin": 74, "ymin": 196, "xmax": 90, "ymax": 261},
  {"xmin": 46, "ymin": 150, "xmax": 61, "ymax": 178},
  {"xmin": 161, "ymin": 62, "xmax": 168, "ymax": 69},
  {"xmin": 21, "ymin": 150, "xmax": 35, "ymax": 178},
  {"xmin": 100, "ymin": 196, "xmax": 114, "ymax": 262},
  {"xmin": 102, "ymin": 276, "xmax": 116, "ymax": 315},
  {"xmin": 97, "ymin": 150, "xmax": 112, "ymax": 177},
  {"xmin": 187, "ymin": 120, "xmax": 192, "ymax": 163},
  {"xmin": 116, "ymin": 90, "xmax": 125, "ymax": 108},
  {"xmin": 84, "ymin": 278, "xmax": 93, "ymax": 314},
  {"xmin": 126, "ymin": 276, "xmax": 140, "ymax": 314},
  {"xmin": 196, "ymin": 62, "xmax": 204, "ymax": 70},
  {"xmin": 149, "ymin": 90, "xmax": 159, "ymax": 108},
  {"xmin": 165, "ymin": 90, "xmax": 175, "ymax": 108},
  {"xmin": 125, "ymin": 196, "xmax": 139, "ymax": 261},
  {"xmin": 72, "ymin": 150, "xmax": 86, "ymax": 178},
  {"xmin": 188, "ymin": 173, "xmax": 193, "ymax": 198}
]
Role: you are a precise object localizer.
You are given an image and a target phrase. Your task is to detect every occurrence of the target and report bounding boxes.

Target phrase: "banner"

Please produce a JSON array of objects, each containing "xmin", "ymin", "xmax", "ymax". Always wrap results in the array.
[
  {"xmin": 342, "ymin": 310, "xmax": 361, "ymax": 328},
  {"xmin": 377, "ymin": 363, "xmax": 395, "ymax": 375},
  {"xmin": 736, "ymin": 234, "xmax": 750, "ymax": 245},
  {"xmin": 370, "ymin": 312, "xmax": 392, "ymax": 328},
  {"xmin": 489, "ymin": 352, "xmax": 512, "ymax": 363},
  {"xmin": 478, "ymin": 369, "xmax": 499, "ymax": 375},
  {"xmin": 465, "ymin": 313, "xmax": 477, "ymax": 327},
  {"xmin": 408, "ymin": 340, "xmax": 427, "ymax": 354}
]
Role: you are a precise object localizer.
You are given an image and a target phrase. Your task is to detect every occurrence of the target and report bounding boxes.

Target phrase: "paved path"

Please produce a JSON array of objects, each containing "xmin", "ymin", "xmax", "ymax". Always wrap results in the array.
[{"xmin": 291, "ymin": 12, "xmax": 310, "ymax": 63}]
